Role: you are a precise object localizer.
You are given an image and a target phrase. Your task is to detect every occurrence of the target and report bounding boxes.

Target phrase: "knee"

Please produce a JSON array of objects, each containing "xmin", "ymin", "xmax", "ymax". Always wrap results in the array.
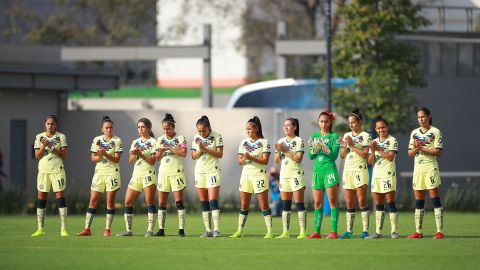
[{"xmin": 314, "ymin": 200, "xmax": 323, "ymax": 209}]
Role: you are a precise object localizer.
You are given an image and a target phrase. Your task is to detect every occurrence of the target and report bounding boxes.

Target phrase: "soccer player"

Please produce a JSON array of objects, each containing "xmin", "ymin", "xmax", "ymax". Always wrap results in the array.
[
  {"xmin": 154, "ymin": 113, "xmax": 188, "ymax": 237},
  {"xmin": 230, "ymin": 116, "xmax": 273, "ymax": 238},
  {"xmin": 77, "ymin": 116, "xmax": 123, "ymax": 237},
  {"xmin": 339, "ymin": 108, "xmax": 371, "ymax": 239},
  {"xmin": 191, "ymin": 116, "xmax": 223, "ymax": 237},
  {"xmin": 366, "ymin": 116, "xmax": 399, "ymax": 239},
  {"xmin": 274, "ymin": 118, "xmax": 307, "ymax": 239},
  {"xmin": 407, "ymin": 107, "xmax": 444, "ymax": 240},
  {"xmin": 306, "ymin": 111, "xmax": 341, "ymax": 239},
  {"xmin": 31, "ymin": 115, "xmax": 69, "ymax": 237},
  {"xmin": 117, "ymin": 118, "xmax": 157, "ymax": 237}
]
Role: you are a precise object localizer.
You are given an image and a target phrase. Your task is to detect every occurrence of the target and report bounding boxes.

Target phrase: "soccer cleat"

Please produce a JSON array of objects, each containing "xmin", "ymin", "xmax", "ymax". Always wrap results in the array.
[
  {"xmin": 339, "ymin": 232, "xmax": 353, "ymax": 239},
  {"xmin": 229, "ymin": 230, "xmax": 244, "ymax": 238},
  {"xmin": 366, "ymin": 233, "xmax": 382, "ymax": 239},
  {"xmin": 407, "ymin": 232, "xmax": 423, "ymax": 239},
  {"xmin": 263, "ymin": 232, "xmax": 274, "ymax": 239},
  {"xmin": 326, "ymin": 232, "xmax": 339, "ymax": 239},
  {"xmin": 200, "ymin": 231, "xmax": 213, "ymax": 237},
  {"xmin": 61, "ymin": 229, "xmax": 69, "ymax": 237},
  {"xmin": 297, "ymin": 232, "xmax": 307, "ymax": 239},
  {"xmin": 360, "ymin": 231, "xmax": 369, "ymax": 238},
  {"xmin": 306, "ymin": 232, "xmax": 321, "ymax": 239},
  {"xmin": 434, "ymin": 232, "xmax": 445, "ymax": 240},
  {"xmin": 103, "ymin": 229, "xmax": 111, "ymax": 237},
  {"xmin": 77, "ymin": 228, "xmax": 91, "ymax": 236},
  {"xmin": 31, "ymin": 230, "xmax": 45, "ymax": 237},
  {"xmin": 116, "ymin": 231, "xmax": 133, "ymax": 237},
  {"xmin": 212, "ymin": 230, "xmax": 221, "ymax": 237},
  {"xmin": 391, "ymin": 232, "xmax": 400, "ymax": 239},
  {"xmin": 144, "ymin": 231, "xmax": 154, "ymax": 237},
  {"xmin": 178, "ymin": 229, "xmax": 185, "ymax": 237},
  {"xmin": 275, "ymin": 232, "xmax": 290, "ymax": 239},
  {"xmin": 155, "ymin": 229, "xmax": 165, "ymax": 237}
]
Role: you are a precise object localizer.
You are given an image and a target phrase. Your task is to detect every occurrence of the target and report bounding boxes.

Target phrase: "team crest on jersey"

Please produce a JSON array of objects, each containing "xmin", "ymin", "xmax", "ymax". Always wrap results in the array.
[
  {"xmin": 352, "ymin": 135, "xmax": 364, "ymax": 144},
  {"xmin": 195, "ymin": 136, "xmax": 214, "ymax": 148},
  {"xmin": 97, "ymin": 140, "xmax": 115, "ymax": 151},
  {"xmin": 282, "ymin": 140, "xmax": 296, "ymax": 151},
  {"xmin": 377, "ymin": 140, "xmax": 389, "ymax": 151},
  {"xmin": 413, "ymin": 132, "xmax": 435, "ymax": 147},
  {"xmin": 160, "ymin": 138, "xmax": 179, "ymax": 148},
  {"xmin": 134, "ymin": 140, "xmax": 153, "ymax": 152},
  {"xmin": 40, "ymin": 135, "xmax": 61, "ymax": 147},
  {"xmin": 243, "ymin": 140, "xmax": 263, "ymax": 152}
]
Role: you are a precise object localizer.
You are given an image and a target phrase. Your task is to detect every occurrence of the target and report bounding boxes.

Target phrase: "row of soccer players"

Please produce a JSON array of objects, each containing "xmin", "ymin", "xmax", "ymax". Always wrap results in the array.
[{"xmin": 30, "ymin": 107, "xmax": 444, "ymax": 239}]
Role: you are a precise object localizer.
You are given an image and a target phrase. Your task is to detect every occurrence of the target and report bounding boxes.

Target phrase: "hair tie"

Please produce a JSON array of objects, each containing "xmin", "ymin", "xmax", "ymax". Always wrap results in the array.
[{"xmin": 325, "ymin": 111, "xmax": 335, "ymax": 121}]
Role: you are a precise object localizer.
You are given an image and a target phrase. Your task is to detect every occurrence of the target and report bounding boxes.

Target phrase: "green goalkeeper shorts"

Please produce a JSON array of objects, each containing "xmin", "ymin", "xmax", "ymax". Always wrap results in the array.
[{"xmin": 312, "ymin": 166, "xmax": 339, "ymax": 191}]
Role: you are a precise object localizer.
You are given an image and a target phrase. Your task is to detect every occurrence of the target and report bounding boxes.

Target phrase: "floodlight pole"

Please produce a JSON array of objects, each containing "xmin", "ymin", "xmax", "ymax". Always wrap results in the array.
[
  {"xmin": 203, "ymin": 24, "xmax": 213, "ymax": 108},
  {"xmin": 326, "ymin": 0, "xmax": 332, "ymax": 111}
]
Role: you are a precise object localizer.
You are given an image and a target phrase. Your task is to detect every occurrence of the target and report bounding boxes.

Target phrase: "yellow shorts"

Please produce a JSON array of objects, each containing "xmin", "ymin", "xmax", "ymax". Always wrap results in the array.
[
  {"xmin": 128, "ymin": 174, "xmax": 157, "ymax": 192},
  {"xmin": 279, "ymin": 173, "xmax": 305, "ymax": 192},
  {"xmin": 37, "ymin": 171, "xmax": 66, "ymax": 192},
  {"xmin": 239, "ymin": 173, "xmax": 269, "ymax": 194},
  {"xmin": 342, "ymin": 169, "xmax": 369, "ymax": 189},
  {"xmin": 412, "ymin": 169, "xmax": 441, "ymax": 190},
  {"xmin": 195, "ymin": 171, "xmax": 221, "ymax": 189},
  {"xmin": 371, "ymin": 176, "xmax": 396, "ymax": 193},
  {"xmin": 91, "ymin": 172, "xmax": 121, "ymax": 193},
  {"xmin": 157, "ymin": 173, "xmax": 187, "ymax": 192}
]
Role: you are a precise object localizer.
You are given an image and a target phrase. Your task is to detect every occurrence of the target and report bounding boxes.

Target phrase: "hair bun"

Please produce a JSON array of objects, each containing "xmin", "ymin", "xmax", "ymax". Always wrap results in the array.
[
  {"xmin": 102, "ymin": 116, "xmax": 110, "ymax": 121},
  {"xmin": 164, "ymin": 113, "xmax": 175, "ymax": 123}
]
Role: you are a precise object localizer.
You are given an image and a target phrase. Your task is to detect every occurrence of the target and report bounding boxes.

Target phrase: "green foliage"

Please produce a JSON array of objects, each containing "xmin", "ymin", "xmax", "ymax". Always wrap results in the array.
[
  {"xmin": 3, "ymin": 0, "xmax": 156, "ymax": 46},
  {"xmin": 332, "ymin": 0, "xmax": 429, "ymax": 133}
]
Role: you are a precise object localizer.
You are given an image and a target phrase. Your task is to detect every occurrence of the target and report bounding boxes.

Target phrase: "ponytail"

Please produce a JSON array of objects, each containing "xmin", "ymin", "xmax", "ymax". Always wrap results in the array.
[
  {"xmin": 417, "ymin": 107, "xmax": 433, "ymax": 125},
  {"xmin": 350, "ymin": 107, "xmax": 363, "ymax": 122},
  {"xmin": 162, "ymin": 113, "xmax": 176, "ymax": 127},
  {"xmin": 286, "ymin": 118, "xmax": 300, "ymax": 136},
  {"xmin": 247, "ymin": 116, "xmax": 264, "ymax": 138},
  {"xmin": 137, "ymin": 118, "xmax": 154, "ymax": 138},
  {"xmin": 196, "ymin": 115, "xmax": 211, "ymax": 131},
  {"xmin": 102, "ymin": 115, "xmax": 114, "ymax": 126}
]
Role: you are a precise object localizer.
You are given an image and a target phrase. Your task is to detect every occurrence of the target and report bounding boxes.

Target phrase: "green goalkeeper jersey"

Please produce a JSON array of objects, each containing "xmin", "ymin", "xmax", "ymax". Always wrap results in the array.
[{"xmin": 308, "ymin": 131, "xmax": 340, "ymax": 173}]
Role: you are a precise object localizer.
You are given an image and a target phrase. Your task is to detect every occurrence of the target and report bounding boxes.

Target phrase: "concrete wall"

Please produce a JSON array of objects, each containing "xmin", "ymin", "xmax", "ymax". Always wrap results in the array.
[
  {"xmin": 0, "ymin": 89, "xmax": 63, "ymax": 190},
  {"xmin": 2, "ymin": 74, "xmax": 479, "ymax": 200},
  {"xmin": 54, "ymin": 109, "xmax": 321, "ymax": 199},
  {"xmin": 394, "ymin": 76, "xmax": 480, "ymax": 173}
]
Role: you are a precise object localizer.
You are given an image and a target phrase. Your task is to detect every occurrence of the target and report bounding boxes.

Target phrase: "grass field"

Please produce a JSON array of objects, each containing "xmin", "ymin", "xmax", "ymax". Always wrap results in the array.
[
  {"xmin": 68, "ymin": 86, "xmax": 236, "ymax": 99},
  {"xmin": 1, "ymin": 212, "xmax": 479, "ymax": 270}
]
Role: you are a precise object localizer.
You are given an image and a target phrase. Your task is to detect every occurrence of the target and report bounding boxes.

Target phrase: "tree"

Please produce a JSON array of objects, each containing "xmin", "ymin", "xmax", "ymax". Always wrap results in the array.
[
  {"xmin": 332, "ymin": 0, "xmax": 429, "ymax": 133},
  {"xmin": 173, "ymin": 0, "xmax": 346, "ymax": 81},
  {"xmin": 2, "ymin": 0, "xmax": 157, "ymax": 84}
]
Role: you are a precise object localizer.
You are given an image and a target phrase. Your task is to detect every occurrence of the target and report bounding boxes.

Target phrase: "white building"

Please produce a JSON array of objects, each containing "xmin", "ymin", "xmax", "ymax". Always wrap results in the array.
[{"xmin": 156, "ymin": 0, "xmax": 247, "ymax": 88}]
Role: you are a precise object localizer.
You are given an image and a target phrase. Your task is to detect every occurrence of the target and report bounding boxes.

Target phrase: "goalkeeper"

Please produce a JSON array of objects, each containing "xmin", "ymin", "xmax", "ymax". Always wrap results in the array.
[{"xmin": 306, "ymin": 111, "xmax": 340, "ymax": 239}]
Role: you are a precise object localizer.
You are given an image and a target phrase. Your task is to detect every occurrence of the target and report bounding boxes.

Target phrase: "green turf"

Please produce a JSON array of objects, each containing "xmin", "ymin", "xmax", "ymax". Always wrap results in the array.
[
  {"xmin": 0, "ymin": 212, "xmax": 479, "ymax": 270},
  {"xmin": 69, "ymin": 86, "xmax": 236, "ymax": 99}
]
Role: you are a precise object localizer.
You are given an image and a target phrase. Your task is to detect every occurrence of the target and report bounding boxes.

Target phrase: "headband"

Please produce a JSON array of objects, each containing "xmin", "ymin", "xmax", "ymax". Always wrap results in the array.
[{"xmin": 350, "ymin": 112, "xmax": 361, "ymax": 121}]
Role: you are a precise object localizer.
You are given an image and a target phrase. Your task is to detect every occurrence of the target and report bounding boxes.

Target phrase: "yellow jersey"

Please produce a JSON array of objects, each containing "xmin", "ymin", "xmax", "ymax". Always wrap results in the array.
[
  {"xmin": 34, "ymin": 132, "xmax": 68, "ymax": 173},
  {"xmin": 238, "ymin": 138, "xmax": 271, "ymax": 175},
  {"xmin": 90, "ymin": 135, "xmax": 123, "ymax": 175},
  {"xmin": 409, "ymin": 126, "xmax": 443, "ymax": 173},
  {"xmin": 130, "ymin": 137, "xmax": 157, "ymax": 177},
  {"xmin": 191, "ymin": 131, "xmax": 223, "ymax": 174},
  {"xmin": 371, "ymin": 135, "xmax": 398, "ymax": 178},
  {"xmin": 156, "ymin": 134, "xmax": 187, "ymax": 175},
  {"xmin": 276, "ymin": 136, "xmax": 304, "ymax": 177},
  {"xmin": 343, "ymin": 131, "xmax": 370, "ymax": 171}
]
